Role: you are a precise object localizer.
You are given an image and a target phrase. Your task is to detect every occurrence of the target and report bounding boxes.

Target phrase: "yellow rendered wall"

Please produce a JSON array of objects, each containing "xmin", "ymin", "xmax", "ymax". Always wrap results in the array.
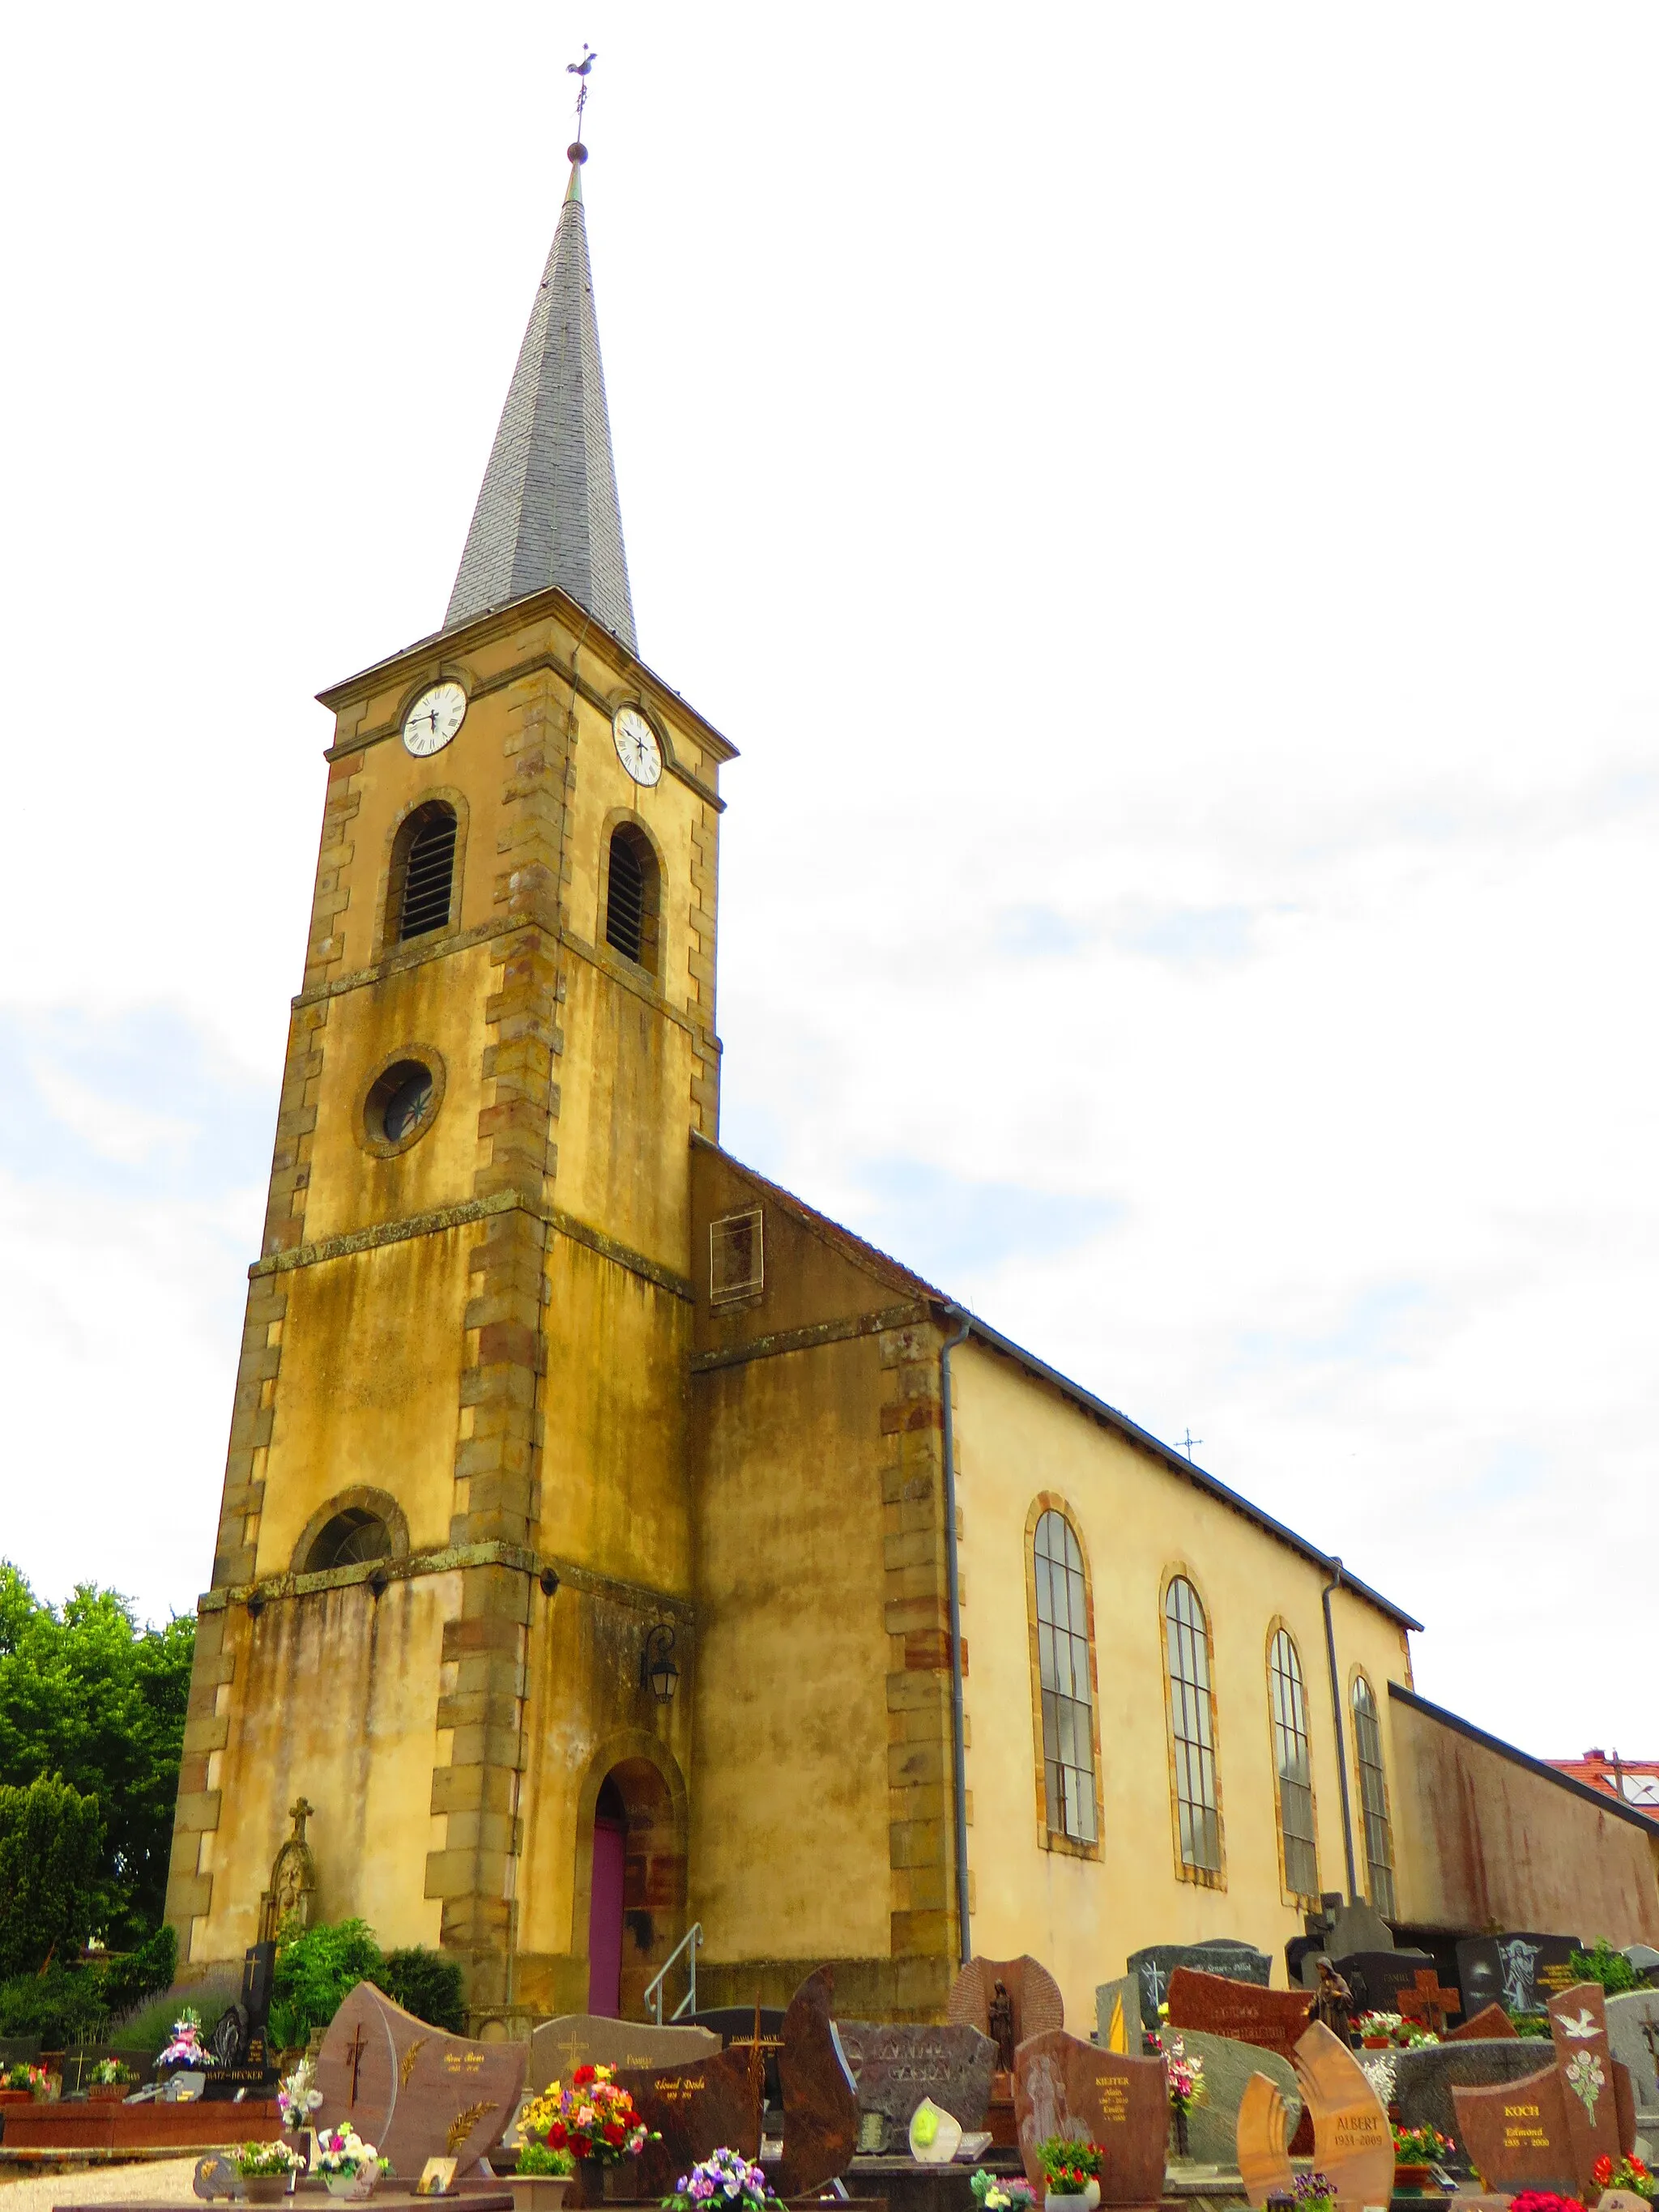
[
  {"xmin": 538, "ymin": 1238, "xmax": 693, "ymax": 1590},
  {"xmin": 690, "ymin": 1336, "xmax": 894, "ymax": 1963},
  {"xmin": 254, "ymin": 1231, "xmax": 472, "ymax": 1573},
  {"xmin": 299, "ymin": 946, "xmax": 493, "ymax": 1249},
  {"xmin": 191, "ymin": 1572, "xmax": 457, "ymax": 1962},
  {"xmin": 1386, "ymin": 1696, "xmax": 1659, "ymax": 1944},
  {"xmin": 954, "ymin": 1341, "xmax": 1414, "ymax": 2025}
]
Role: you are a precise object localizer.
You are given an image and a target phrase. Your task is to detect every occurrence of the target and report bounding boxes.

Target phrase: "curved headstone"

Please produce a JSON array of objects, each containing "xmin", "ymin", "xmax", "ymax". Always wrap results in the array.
[
  {"xmin": 948, "ymin": 1956, "xmax": 1064, "ymax": 2068},
  {"xmin": 314, "ymin": 1982, "xmax": 525, "ymax": 2179}
]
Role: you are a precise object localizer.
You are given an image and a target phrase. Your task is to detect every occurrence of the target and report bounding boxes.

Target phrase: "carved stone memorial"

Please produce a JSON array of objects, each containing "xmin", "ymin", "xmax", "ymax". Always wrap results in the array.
[
  {"xmin": 314, "ymin": 1981, "xmax": 526, "ymax": 2178},
  {"xmin": 1456, "ymin": 1933, "xmax": 1583, "ymax": 2022},
  {"xmin": 1094, "ymin": 1979, "xmax": 1143, "ymax": 2058},
  {"xmin": 1606, "ymin": 1990, "xmax": 1659, "ymax": 2116},
  {"xmin": 835, "ymin": 2020, "xmax": 996, "ymax": 2150},
  {"xmin": 1237, "ymin": 2021, "xmax": 1394, "ymax": 2212},
  {"xmin": 948, "ymin": 1957, "xmax": 1066, "ymax": 2058},
  {"xmin": 616, "ymin": 2044, "xmax": 760, "ymax": 2200},
  {"xmin": 1168, "ymin": 2030, "xmax": 1300, "ymax": 2170},
  {"xmin": 1452, "ymin": 1981, "xmax": 1635, "ymax": 2199},
  {"xmin": 1013, "ymin": 2030, "xmax": 1166, "ymax": 2207},
  {"xmin": 771, "ymin": 1965, "xmax": 860, "ymax": 2197},
  {"xmin": 1128, "ymin": 1942, "xmax": 1270, "ymax": 2023},
  {"xmin": 1166, "ymin": 1967, "xmax": 1316, "ymax": 2155},
  {"xmin": 1447, "ymin": 2005, "xmax": 1517, "ymax": 2043},
  {"xmin": 529, "ymin": 2016, "xmax": 718, "ymax": 2095},
  {"xmin": 1391, "ymin": 2038, "xmax": 1565, "ymax": 2145}
]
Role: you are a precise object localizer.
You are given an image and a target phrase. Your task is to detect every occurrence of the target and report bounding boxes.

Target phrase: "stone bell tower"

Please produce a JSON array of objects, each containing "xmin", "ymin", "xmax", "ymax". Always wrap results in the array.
[{"xmin": 167, "ymin": 134, "xmax": 733, "ymax": 2022}]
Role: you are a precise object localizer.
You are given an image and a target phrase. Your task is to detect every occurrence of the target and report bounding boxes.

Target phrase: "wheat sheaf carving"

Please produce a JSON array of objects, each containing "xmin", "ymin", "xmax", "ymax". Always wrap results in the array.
[
  {"xmin": 446, "ymin": 2101, "xmax": 495, "ymax": 2154},
  {"xmin": 399, "ymin": 2038, "xmax": 429, "ymax": 2089}
]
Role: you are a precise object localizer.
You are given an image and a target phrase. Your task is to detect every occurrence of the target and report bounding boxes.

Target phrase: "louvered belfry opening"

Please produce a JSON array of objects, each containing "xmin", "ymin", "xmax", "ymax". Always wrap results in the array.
[
  {"xmin": 605, "ymin": 825, "xmax": 655, "ymax": 969},
  {"xmin": 398, "ymin": 804, "xmax": 458, "ymax": 940}
]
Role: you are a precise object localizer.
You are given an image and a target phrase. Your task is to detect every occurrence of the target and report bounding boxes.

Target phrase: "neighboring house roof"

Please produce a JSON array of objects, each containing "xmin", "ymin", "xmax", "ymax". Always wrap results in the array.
[
  {"xmin": 1544, "ymin": 1753, "xmax": 1659, "ymax": 1822},
  {"xmin": 701, "ymin": 1136, "xmax": 1424, "ymax": 1634}
]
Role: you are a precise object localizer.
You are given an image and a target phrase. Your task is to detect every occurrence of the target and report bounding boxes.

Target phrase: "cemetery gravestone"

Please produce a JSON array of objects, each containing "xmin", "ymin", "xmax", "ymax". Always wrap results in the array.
[
  {"xmin": 1392, "ymin": 2039, "xmax": 1569, "ymax": 2144},
  {"xmin": 1166, "ymin": 1971, "xmax": 1315, "ymax": 2157},
  {"xmin": 528, "ymin": 2016, "xmax": 718, "ymax": 2095},
  {"xmin": 1606, "ymin": 1991, "xmax": 1659, "ymax": 2117},
  {"xmin": 1452, "ymin": 1981, "xmax": 1635, "ymax": 2199},
  {"xmin": 1447, "ymin": 2005, "xmax": 1517, "ymax": 2042},
  {"xmin": 1094, "ymin": 1978, "xmax": 1143, "ymax": 2058},
  {"xmin": 1237, "ymin": 2022, "xmax": 1393, "ymax": 2212},
  {"xmin": 315, "ymin": 1981, "xmax": 526, "ymax": 2179},
  {"xmin": 1128, "ymin": 1942, "xmax": 1269, "ymax": 2023},
  {"xmin": 1329, "ymin": 1950, "xmax": 1441, "ymax": 2019},
  {"xmin": 1013, "ymin": 2031, "xmax": 1167, "ymax": 2206},
  {"xmin": 772, "ymin": 1966, "xmax": 860, "ymax": 2198},
  {"xmin": 947, "ymin": 1957, "xmax": 1065, "ymax": 2061},
  {"xmin": 616, "ymin": 2045, "xmax": 760, "ymax": 2200},
  {"xmin": 1456, "ymin": 1933, "xmax": 1583, "ymax": 2021},
  {"xmin": 834, "ymin": 2021, "xmax": 996, "ymax": 2151},
  {"xmin": 1167, "ymin": 2029, "xmax": 1300, "ymax": 2169}
]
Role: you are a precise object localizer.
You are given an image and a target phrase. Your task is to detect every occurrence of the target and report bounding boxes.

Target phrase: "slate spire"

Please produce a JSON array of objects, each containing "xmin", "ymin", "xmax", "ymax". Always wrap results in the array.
[{"xmin": 445, "ymin": 147, "xmax": 638, "ymax": 650}]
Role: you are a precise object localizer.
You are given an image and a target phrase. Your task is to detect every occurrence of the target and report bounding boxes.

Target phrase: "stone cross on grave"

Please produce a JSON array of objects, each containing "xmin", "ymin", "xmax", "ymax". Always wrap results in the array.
[{"xmin": 1397, "ymin": 1968, "xmax": 1461, "ymax": 2035}]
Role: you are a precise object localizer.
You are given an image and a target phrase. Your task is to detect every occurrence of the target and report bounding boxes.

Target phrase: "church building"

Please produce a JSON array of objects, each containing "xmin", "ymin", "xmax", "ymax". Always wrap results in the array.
[{"xmin": 166, "ymin": 140, "xmax": 1659, "ymax": 2035}]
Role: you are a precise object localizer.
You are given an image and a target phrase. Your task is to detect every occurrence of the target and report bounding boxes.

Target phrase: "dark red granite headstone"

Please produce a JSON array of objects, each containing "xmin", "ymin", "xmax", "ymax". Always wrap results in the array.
[
  {"xmin": 1166, "ymin": 1967, "xmax": 1316, "ymax": 2154},
  {"xmin": 773, "ymin": 1966, "xmax": 860, "ymax": 2197},
  {"xmin": 1013, "ymin": 2030, "xmax": 1166, "ymax": 2208},
  {"xmin": 614, "ymin": 2047, "xmax": 760, "ymax": 2201},
  {"xmin": 314, "ymin": 1983, "xmax": 525, "ymax": 2180},
  {"xmin": 1448, "ymin": 2004, "xmax": 1517, "ymax": 2042}
]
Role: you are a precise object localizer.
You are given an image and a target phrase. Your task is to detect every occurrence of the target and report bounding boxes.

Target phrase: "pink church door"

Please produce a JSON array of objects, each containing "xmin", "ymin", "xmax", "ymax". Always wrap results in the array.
[{"xmin": 587, "ymin": 1812, "xmax": 626, "ymax": 2016}]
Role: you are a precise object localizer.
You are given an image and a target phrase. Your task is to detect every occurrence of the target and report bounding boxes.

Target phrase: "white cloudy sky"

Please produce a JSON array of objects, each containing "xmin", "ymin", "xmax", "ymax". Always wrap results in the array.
[{"xmin": 2, "ymin": 5, "xmax": 1654, "ymax": 1762}]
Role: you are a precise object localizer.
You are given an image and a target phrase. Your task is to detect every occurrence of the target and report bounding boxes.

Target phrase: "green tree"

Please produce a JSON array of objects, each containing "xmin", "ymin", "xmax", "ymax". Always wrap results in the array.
[
  {"xmin": 0, "ymin": 1772, "xmax": 105, "ymax": 1976},
  {"xmin": 0, "ymin": 1564, "xmax": 194, "ymax": 1945}
]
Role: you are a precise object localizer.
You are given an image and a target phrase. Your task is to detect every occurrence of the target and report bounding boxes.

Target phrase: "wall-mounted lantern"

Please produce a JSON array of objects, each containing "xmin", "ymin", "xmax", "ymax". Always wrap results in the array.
[{"xmin": 641, "ymin": 1622, "xmax": 680, "ymax": 1703}]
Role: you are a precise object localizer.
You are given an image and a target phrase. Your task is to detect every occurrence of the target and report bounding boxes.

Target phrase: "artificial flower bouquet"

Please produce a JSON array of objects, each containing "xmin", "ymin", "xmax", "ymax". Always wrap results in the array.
[
  {"xmin": 520, "ymin": 2065, "xmax": 655, "ymax": 2165},
  {"xmin": 2, "ymin": 2063, "xmax": 51, "ymax": 2095},
  {"xmin": 1594, "ymin": 2156, "xmax": 1656, "ymax": 2202},
  {"xmin": 1158, "ymin": 2032, "xmax": 1208, "ymax": 2116},
  {"xmin": 1355, "ymin": 2010, "xmax": 1437, "ymax": 2050},
  {"xmin": 970, "ymin": 2172, "xmax": 1037, "ymax": 2212},
  {"xmin": 314, "ymin": 2125, "xmax": 391, "ymax": 2196},
  {"xmin": 159, "ymin": 2009, "xmax": 208, "ymax": 2067},
  {"xmin": 660, "ymin": 2148, "xmax": 776, "ymax": 2212},
  {"xmin": 1392, "ymin": 2125, "xmax": 1454, "ymax": 2167},
  {"xmin": 235, "ymin": 2141, "xmax": 305, "ymax": 2204},
  {"xmin": 277, "ymin": 2056, "xmax": 323, "ymax": 2132}
]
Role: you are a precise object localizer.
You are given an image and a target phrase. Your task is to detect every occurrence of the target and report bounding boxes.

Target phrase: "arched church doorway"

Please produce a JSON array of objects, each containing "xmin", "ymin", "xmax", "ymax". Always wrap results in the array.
[{"xmin": 583, "ymin": 1757, "xmax": 686, "ymax": 2020}]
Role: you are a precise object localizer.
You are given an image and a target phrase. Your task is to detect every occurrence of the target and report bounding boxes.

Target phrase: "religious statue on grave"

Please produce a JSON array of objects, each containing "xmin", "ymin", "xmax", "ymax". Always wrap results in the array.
[
  {"xmin": 988, "ymin": 1981, "xmax": 1017, "ymax": 2075},
  {"xmin": 1313, "ymin": 1959, "xmax": 1354, "ymax": 2044},
  {"xmin": 258, "ymin": 1796, "xmax": 318, "ymax": 1944}
]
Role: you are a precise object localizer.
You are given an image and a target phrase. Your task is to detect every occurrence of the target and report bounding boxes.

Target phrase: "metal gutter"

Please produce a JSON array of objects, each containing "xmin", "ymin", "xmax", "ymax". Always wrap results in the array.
[{"xmin": 1322, "ymin": 1558, "xmax": 1359, "ymax": 1900}]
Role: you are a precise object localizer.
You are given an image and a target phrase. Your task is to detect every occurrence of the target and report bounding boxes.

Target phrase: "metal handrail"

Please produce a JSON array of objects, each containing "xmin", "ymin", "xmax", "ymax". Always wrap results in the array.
[{"xmin": 645, "ymin": 1921, "xmax": 703, "ymax": 2024}]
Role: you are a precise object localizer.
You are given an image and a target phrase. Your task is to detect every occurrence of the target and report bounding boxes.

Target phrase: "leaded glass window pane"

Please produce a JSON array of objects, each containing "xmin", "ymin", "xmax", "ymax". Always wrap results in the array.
[
  {"xmin": 1034, "ymin": 1511, "xmax": 1096, "ymax": 1843},
  {"xmin": 1165, "ymin": 1576, "xmax": 1222, "ymax": 1873},
  {"xmin": 1268, "ymin": 1629, "xmax": 1318, "ymax": 1898},
  {"xmin": 1352, "ymin": 1676, "xmax": 1396, "ymax": 1917}
]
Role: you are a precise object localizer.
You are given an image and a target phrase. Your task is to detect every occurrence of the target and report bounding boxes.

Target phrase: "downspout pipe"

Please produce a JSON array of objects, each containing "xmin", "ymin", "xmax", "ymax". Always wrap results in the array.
[
  {"xmin": 939, "ymin": 1309, "xmax": 974, "ymax": 1967},
  {"xmin": 1322, "ymin": 1556, "xmax": 1359, "ymax": 1904}
]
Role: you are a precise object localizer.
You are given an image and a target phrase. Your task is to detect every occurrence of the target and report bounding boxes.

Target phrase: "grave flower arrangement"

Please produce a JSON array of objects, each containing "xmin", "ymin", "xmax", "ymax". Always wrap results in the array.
[
  {"xmin": 1355, "ymin": 2010, "xmax": 1437, "ymax": 2050},
  {"xmin": 517, "ymin": 2144, "xmax": 577, "ymax": 2179},
  {"xmin": 1035, "ymin": 2138, "xmax": 1102, "ymax": 2208},
  {"xmin": 1291, "ymin": 2171, "xmax": 1338, "ymax": 2212},
  {"xmin": 234, "ymin": 2141, "xmax": 305, "ymax": 2205},
  {"xmin": 88, "ymin": 2059, "xmax": 138, "ymax": 2086},
  {"xmin": 159, "ymin": 2007, "xmax": 208, "ymax": 2067},
  {"xmin": 1, "ymin": 2063, "xmax": 50, "ymax": 2095},
  {"xmin": 659, "ymin": 2147, "xmax": 777, "ymax": 2212},
  {"xmin": 1593, "ymin": 2156, "xmax": 1656, "ymax": 2203},
  {"xmin": 1508, "ymin": 2196, "xmax": 1586, "ymax": 2212},
  {"xmin": 314, "ymin": 2125, "xmax": 391, "ymax": 2195},
  {"xmin": 1392, "ymin": 2125, "xmax": 1454, "ymax": 2167},
  {"xmin": 1158, "ymin": 2032, "xmax": 1207, "ymax": 2116},
  {"xmin": 519, "ymin": 2065, "xmax": 656, "ymax": 2166},
  {"xmin": 277, "ymin": 2056, "xmax": 323, "ymax": 2132},
  {"xmin": 970, "ymin": 2172, "xmax": 1036, "ymax": 2212}
]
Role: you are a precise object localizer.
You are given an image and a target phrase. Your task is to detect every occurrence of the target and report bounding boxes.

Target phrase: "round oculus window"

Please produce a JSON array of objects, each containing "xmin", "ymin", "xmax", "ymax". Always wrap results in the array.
[{"xmin": 365, "ymin": 1058, "xmax": 437, "ymax": 1150}]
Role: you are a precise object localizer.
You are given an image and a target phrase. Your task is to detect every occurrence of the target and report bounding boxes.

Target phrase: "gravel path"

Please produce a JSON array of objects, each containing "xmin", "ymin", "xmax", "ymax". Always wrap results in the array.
[{"xmin": 0, "ymin": 2156, "xmax": 202, "ymax": 2208}]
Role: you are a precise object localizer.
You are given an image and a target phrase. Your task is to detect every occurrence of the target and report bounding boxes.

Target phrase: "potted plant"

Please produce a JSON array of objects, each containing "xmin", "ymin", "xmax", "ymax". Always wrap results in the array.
[
  {"xmin": 659, "ymin": 2147, "xmax": 776, "ymax": 2212},
  {"xmin": 1393, "ymin": 2124, "xmax": 1454, "ymax": 2191},
  {"xmin": 235, "ymin": 2141, "xmax": 305, "ymax": 2205},
  {"xmin": 1593, "ymin": 2156, "xmax": 1656, "ymax": 2204},
  {"xmin": 1357, "ymin": 2012, "xmax": 1398, "ymax": 2049},
  {"xmin": 518, "ymin": 2065, "xmax": 657, "ymax": 2206},
  {"xmin": 1036, "ymin": 2137, "xmax": 1102, "ymax": 2211},
  {"xmin": 970, "ymin": 2173, "xmax": 1037, "ymax": 2212},
  {"xmin": 514, "ymin": 2142, "xmax": 578, "ymax": 2211},
  {"xmin": 0, "ymin": 2064, "xmax": 48, "ymax": 2106},
  {"xmin": 87, "ymin": 2058, "xmax": 139, "ymax": 2103},
  {"xmin": 1292, "ymin": 2172, "xmax": 1338, "ymax": 2212},
  {"xmin": 313, "ymin": 2125, "xmax": 391, "ymax": 2197}
]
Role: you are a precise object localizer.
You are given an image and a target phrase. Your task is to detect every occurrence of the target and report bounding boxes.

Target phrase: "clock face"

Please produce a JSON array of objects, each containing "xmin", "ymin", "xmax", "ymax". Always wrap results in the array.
[
  {"xmin": 613, "ymin": 705, "xmax": 663, "ymax": 787},
  {"xmin": 403, "ymin": 680, "xmax": 467, "ymax": 758}
]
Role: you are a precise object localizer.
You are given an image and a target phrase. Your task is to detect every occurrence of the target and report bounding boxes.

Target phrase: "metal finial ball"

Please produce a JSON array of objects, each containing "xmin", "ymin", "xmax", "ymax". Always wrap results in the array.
[{"xmin": 567, "ymin": 142, "xmax": 588, "ymax": 164}]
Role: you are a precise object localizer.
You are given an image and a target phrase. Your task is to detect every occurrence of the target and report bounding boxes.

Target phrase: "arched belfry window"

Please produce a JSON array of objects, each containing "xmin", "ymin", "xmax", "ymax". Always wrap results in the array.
[
  {"xmin": 1268, "ymin": 1627, "xmax": 1318, "ymax": 1900},
  {"xmin": 305, "ymin": 1508, "xmax": 393, "ymax": 1572},
  {"xmin": 1351, "ymin": 1674, "xmax": 1397, "ymax": 1916},
  {"xmin": 1032, "ymin": 1509, "xmax": 1097, "ymax": 1845},
  {"xmin": 391, "ymin": 802, "xmax": 458, "ymax": 942},
  {"xmin": 604, "ymin": 823, "xmax": 659, "ymax": 973},
  {"xmin": 1163, "ymin": 1575, "xmax": 1223, "ymax": 1881}
]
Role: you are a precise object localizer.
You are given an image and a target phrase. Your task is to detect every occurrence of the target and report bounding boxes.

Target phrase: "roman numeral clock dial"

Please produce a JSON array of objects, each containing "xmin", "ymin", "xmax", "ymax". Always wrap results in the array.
[
  {"xmin": 402, "ymin": 680, "xmax": 467, "ymax": 757},
  {"xmin": 612, "ymin": 704, "xmax": 663, "ymax": 786}
]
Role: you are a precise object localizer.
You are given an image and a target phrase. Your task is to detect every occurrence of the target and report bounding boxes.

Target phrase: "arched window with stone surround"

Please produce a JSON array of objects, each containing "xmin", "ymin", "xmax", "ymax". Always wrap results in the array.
[
  {"xmin": 1163, "ymin": 1573, "xmax": 1223, "ymax": 1881},
  {"xmin": 390, "ymin": 801, "xmax": 459, "ymax": 942},
  {"xmin": 1351, "ymin": 1673, "xmax": 1397, "ymax": 1916},
  {"xmin": 1031, "ymin": 1507, "xmax": 1097, "ymax": 1845},
  {"xmin": 1267, "ymin": 1626, "xmax": 1318, "ymax": 1900},
  {"xmin": 603, "ymin": 821, "xmax": 659, "ymax": 972},
  {"xmin": 305, "ymin": 1508, "xmax": 393, "ymax": 1572}
]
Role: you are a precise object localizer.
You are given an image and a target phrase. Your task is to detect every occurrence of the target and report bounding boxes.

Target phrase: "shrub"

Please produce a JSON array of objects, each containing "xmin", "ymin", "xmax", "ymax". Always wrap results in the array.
[
  {"xmin": 109, "ymin": 1968, "xmax": 239, "ymax": 2057},
  {"xmin": 0, "ymin": 1775, "xmax": 105, "ymax": 1979},
  {"xmin": 100, "ymin": 1924, "xmax": 177, "ymax": 2019},
  {"xmin": 1568, "ymin": 1939, "xmax": 1644, "ymax": 1996},
  {"xmin": 377, "ymin": 1948, "xmax": 466, "ymax": 2035},
  {"xmin": 269, "ymin": 1920, "xmax": 385, "ymax": 2053},
  {"xmin": 0, "ymin": 1963, "xmax": 109, "ymax": 2047}
]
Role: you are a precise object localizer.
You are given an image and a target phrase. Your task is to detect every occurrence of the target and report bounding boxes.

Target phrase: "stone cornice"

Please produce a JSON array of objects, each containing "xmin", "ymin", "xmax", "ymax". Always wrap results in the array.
[
  {"xmin": 199, "ymin": 1540, "xmax": 697, "ymax": 1625},
  {"xmin": 691, "ymin": 1302, "xmax": 929, "ymax": 1375}
]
